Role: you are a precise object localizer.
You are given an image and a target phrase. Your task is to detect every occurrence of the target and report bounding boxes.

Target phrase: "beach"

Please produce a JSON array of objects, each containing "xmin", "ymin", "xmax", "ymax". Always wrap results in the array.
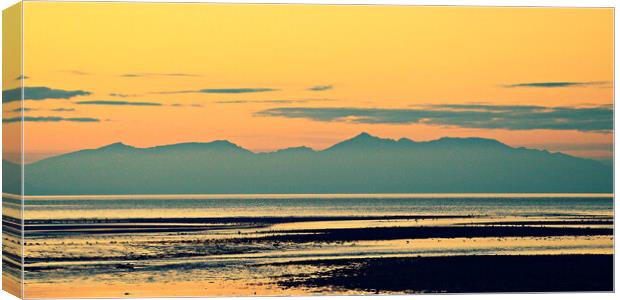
[{"xmin": 1, "ymin": 194, "xmax": 613, "ymax": 297}]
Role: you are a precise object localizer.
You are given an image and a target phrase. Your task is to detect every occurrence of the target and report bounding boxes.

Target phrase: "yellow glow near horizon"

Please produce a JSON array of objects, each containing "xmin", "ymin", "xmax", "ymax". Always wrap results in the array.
[{"xmin": 4, "ymin": 2, "xmax": 613, "ymax": 160}]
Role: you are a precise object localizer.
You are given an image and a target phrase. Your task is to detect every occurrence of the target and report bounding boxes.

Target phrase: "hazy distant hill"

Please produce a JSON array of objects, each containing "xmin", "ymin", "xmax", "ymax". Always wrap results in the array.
[{"xmin": 6, "ymin": 133, "xmax": 613, "ymax": 195}]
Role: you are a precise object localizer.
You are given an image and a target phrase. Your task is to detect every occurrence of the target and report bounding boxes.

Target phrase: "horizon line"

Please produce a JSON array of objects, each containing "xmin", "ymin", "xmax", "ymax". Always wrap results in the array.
[{"xmin": 3, "ymin": 192, "xmax": 614, "ymax": 201}]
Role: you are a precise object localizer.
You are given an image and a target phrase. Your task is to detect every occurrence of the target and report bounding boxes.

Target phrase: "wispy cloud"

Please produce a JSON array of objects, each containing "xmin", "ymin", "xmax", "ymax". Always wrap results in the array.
[
  {"xmin": 121, "ymin": 73, "xmax": 200, "ymax": 78},
  {"xmin": 59, "ymin": 70, "xmax": 90, "ymax": 76},
  {"xmin": 307, "ymin": 85, "xmax": 333, "ymax": 91},
  {"xmin": 3, "ymin": 116, "xmax": 100, "ymax": 123},
  {"xmin": 158, "ymin": 88, "xmax": 278, "ymax": 94},
  {"xmin": 75, "ymin": 100, "xmax": 161, "ymax": 106},
  {"xmin": 256, "ymin": 104, "xmax": 612, "ymax": 132},
  {"xmin": 504, "ymin": 81, "xmax": 610, "ymax": 88},
  {"xmin": 2, "ymin": 86, "xmax": 91, "ymax": 103},
  {"xmin": 7, "ymin": 107, "xmax": 76, "ymax": 113},
  {"xmin": 109, "ymin": 93, "xmax": 139, "ymax": 98},
  {"xmin": 170, "ymin": 103, "xmax": 204, "ymax": 107},
  {"xmin": 215, "ymin": 99, "xmax": 333, "ymax": 104},
  {"xmin": 8, "ymin": 107, "xmax": 36, "ymax": 112}
]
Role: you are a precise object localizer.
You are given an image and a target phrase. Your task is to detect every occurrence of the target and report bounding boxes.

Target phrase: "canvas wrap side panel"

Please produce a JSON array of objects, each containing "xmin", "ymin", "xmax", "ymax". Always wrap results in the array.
[{"xmin": 2, "ymin": 2, "xmax": 24, "ymax": 299}]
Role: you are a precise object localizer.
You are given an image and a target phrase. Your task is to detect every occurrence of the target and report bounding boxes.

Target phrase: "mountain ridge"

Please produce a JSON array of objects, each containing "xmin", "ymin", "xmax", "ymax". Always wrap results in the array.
[
  {"xmin": 31, "ymin": 132, "xmax": 557, "ymax": 163},
  {"xmin": 3, "ymin": 133, "xmax": 611, "ymax": 195}
]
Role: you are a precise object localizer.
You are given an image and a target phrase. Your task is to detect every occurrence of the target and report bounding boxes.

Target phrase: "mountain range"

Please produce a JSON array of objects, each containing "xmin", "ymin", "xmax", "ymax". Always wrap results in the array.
[{"xmin": 3, "ymin": 133, "xmax": 613, "ymax": 195}]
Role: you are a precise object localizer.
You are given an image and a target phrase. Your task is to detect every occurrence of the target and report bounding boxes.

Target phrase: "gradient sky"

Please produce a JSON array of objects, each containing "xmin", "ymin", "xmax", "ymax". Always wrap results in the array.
[{"xmin": 2, "ymin": 2, "xmax": 614, "ymax": 162}]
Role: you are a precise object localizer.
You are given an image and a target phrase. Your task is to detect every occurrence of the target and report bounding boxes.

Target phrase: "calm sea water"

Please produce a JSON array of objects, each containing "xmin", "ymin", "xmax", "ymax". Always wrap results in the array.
[{"xmin": 16, "ymin": 194, "xmax": 615, "ymax": 219}]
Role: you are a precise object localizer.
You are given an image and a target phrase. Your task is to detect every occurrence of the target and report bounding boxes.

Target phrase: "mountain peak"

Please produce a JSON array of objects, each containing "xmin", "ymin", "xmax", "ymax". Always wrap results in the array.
[
  {"xmin": 355, "ymin": 132, "xmax": 374, "ymax": 138},
  {"xmin": 349, "ymin": 132, "xmax": 388, "ymax": 142},
  {"xmin": 98, "ymin": 142, "xmax": 134, "ymax": 150},
  {"xmin": 351, "ymin": 132, "xmax": 392, "ymax": 142},
  {"xmin": 326, "ymin": 132, "xmax": 397, "ymax": 151}
]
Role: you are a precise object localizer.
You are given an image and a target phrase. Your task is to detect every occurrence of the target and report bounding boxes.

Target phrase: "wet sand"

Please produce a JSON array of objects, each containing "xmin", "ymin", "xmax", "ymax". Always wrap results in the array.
[
  {"xmin": 252, "ymin": 225, "xmax": 613, "ymax": 242},
  {"xmin": 11, "ymin": 215, "xmax": 470, "ymax": 236},
  {"xmin": 24, "ymin": 278, "xmax": 306, "ymax": 298},
  {"xmin": 6, "ymin": 215, "xmax": 612, "ymax": 239},
  {"xmin": 277, "ymin": 254, "xmax": 614, "ymax": 293},
  {"xmin": 8, "ymin": 195, "xmax": 614, "ymax": 297},
  {"xmin": 20, "ymin": 254, "xmax": 615, "ymax": 297}
]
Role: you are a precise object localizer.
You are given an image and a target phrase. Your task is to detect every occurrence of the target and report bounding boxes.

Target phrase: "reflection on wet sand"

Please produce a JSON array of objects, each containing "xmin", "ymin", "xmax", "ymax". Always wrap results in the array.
[{"xmin": 1, "ymin": 195, "xmax": 613, "ymax": 297}]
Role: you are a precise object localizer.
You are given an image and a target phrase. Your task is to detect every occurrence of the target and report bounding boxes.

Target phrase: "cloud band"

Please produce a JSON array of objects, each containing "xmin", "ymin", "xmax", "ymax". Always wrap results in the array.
[{"xmin": 256, "ymin": 104, "xmax": 612, "ymax": 132}]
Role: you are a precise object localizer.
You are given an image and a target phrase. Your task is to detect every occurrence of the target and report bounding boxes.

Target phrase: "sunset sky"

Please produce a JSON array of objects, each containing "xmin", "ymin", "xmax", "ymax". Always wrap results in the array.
[{"xmin": 2, "ymin": 2, "xmax": 614, "ymax": 162}]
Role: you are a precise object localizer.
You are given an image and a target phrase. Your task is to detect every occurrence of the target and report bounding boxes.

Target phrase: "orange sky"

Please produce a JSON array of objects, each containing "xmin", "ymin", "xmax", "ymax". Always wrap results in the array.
[{"xmin": 2, "ymin": 2, "xmax": 614, "ymax": 161}]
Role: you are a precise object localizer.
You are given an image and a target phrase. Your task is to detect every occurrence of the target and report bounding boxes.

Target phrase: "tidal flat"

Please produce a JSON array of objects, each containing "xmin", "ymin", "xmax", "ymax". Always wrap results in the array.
[{"xmin": 1, "ymin": 195, "xmax": 613, "ymax": 297}]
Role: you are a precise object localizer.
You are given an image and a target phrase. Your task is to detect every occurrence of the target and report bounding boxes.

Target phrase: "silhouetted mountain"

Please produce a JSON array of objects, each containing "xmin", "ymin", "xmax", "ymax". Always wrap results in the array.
[
  {"xmin": 326, "ymin": 132, "xmax": 396, "ymax": 150},
  {"xmin": 148, "ymin": 141, "xmax": 250, "ymax": 154},
  {"xmin": 11, "ymin": 133, "xmax": 613, "ymax": 195},
  {"xmin": 269, "ymin": 146, "xmax": 316, "ymax": 155}
]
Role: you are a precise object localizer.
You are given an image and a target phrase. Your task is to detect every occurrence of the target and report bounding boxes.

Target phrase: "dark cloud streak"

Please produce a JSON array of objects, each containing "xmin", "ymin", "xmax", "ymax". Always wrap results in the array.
[
  {"xmin": 504, "ymin": 81, "xmax": 610, "ymax": 88},
  {"xmin": 307, "ymin": 85, "xmax": 333, "ymax": 91},
  {"xmin": 3, "ymin": 116, "xmax": 100, "ymax": 123},
  {"xmin": 256, "ymin": 104, "xmax": 612, "ymax": 132},
  {"xmin": 75, "ymin": 100, "xmax": 161, "ymax": 106},
  {"xmin": 170, "ymin": 103, "xmax": 203, "ymax": 107},
  {"xmin": 215, "ymin": 99, "xmax": 333, "ymax": 104},
  {"xmin": 158, "ymin": 88, "xmax": 278, "ymax": 94},
  {"xmin": 2, "ymin": 86, "xmax": 91, "ymax": 103},
  {"xmin": 6, "ymin": 107, "xmax": 36, "ymax": 112}
]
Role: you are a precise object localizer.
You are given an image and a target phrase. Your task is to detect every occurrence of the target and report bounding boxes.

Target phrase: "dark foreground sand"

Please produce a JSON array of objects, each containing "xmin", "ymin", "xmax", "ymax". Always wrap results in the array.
[
  {"xmin": 277, "ymin": 254, "xmax": 613, "ymax": 293},
  {"xmin": 255, "ymin": 226, "xmax": 613, "ymax": 242}
]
